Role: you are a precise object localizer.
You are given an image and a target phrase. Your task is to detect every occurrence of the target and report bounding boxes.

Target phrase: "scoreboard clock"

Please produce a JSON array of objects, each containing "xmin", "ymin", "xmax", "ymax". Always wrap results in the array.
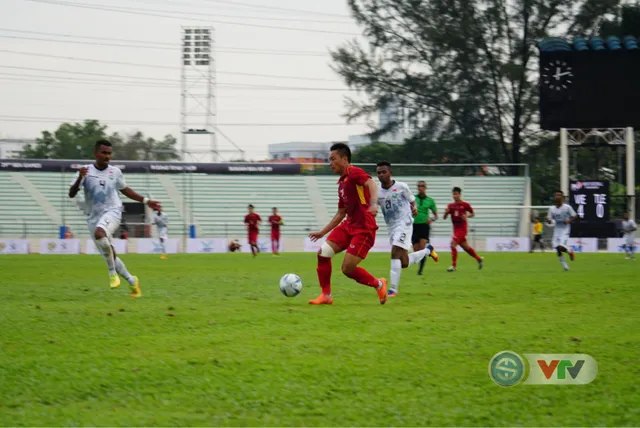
[{"xmin": 569, "ymin": 181, "xmax": 609, "ymax": 222}]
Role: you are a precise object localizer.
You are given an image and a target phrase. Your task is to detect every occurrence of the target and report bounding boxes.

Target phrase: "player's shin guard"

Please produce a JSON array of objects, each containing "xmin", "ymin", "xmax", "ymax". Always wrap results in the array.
[
  {"xmin": 409, "ymin": 247, "xmax": 431, "ymax": 265},
  {"xmin": 346, "ymin": 267, "xmax": 380, "ymax": 288},
  {"xmin": 390, "ymin": 259, "xmax": 402, "ymax": 292},
  {"xmin": 160, "ymin": 239, "xmax": 167, "ymax": 254},
  {"xmin": 451, "ymin": 247, "xmax": 458, "ymax": 267},
  {"xmin": 95, "ymin": 237, "xmax": 116, "ymax": 275},
  {"xmin": 115, "ymin": 257, "xmax": 135, "ymax": 285},
  {"xmin": 465, "ymin": 246, "xmax": 481, "ymax": 261},
  {"xmin": 316, "ymin": 255, "xmax": 332, "ymax": 296}
]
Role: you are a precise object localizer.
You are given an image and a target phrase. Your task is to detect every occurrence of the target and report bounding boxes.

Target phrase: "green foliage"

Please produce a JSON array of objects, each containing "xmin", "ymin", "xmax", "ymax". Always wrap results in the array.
[
  {"xmin": 332, "ymin": 0, "xmax": 625, "ymax": 165},
  {"xmin": 20, "ymin": 120, "xmax": 180, "ymax": 161},
  {"xmin": 0, "ymin": 253, "xmax": 638, "ymax": 425}
]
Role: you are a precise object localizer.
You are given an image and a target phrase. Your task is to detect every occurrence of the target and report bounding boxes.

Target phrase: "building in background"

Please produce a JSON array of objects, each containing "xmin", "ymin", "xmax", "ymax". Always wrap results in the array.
[
  {"xmin": 348, "ymin": 100, "xmax": 426, "ymax": 149},
  {"xmin": 267, "ymin": 141, "xmax": 333, "ymax": 163},
  {"xmin": 0, "ymin": 139, "xmax": 34, "ymax": 158}
]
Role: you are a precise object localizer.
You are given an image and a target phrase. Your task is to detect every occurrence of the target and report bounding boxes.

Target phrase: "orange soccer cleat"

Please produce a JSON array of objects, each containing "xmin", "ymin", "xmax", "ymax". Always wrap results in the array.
[
  {"xmin": 308, "ymin": 294, "xmax": 333, "ymax": 305},
  {"xmin": 376, "ymin": 278, "xmax": 388, "ymax": 305}
]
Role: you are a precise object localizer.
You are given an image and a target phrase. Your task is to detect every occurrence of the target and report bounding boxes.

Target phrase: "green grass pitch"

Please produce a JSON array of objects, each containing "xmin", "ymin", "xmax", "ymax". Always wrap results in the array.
[{"xmin": 1, "ymin": 252, "xmax": 639, "ymax": 426}]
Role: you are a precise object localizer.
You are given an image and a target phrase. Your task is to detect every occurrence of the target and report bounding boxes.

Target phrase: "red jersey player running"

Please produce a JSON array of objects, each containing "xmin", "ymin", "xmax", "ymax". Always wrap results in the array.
[
  {"xmin": 443, "ymin": 187, "xmax": 484, "ymax": 271},
  {"xmin": 308, "ymin": 143, "xmax": 388, "ymax": 305},
  {"xmin": 244, "ymin": 204, "xmax": 262, "ymax": 257},
  {"xmin": 268, "ymin": 207, "xmax": 283, "ymax": 256}
]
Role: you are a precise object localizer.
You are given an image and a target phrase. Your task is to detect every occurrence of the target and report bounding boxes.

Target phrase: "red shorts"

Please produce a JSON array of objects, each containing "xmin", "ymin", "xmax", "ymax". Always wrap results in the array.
[
  {"xmin": 248, "ymin": 230, "xmax": 258, "ymax": 244},
  {"xmin": 452, "ymin": 229, "xmax": 467, "ymax": 245},
  {"xmin": 271, "ymin": 232, "xmax": 280, "ymax": 241},
  {"xmin": 326, "ymin": 222, "xmax": 375, "ymax": 259}
]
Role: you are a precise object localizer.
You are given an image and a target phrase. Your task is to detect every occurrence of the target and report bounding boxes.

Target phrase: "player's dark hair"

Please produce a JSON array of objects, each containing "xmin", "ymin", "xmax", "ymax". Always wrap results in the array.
[
  {"xmin": 95, "ymin": 139, "xmax": 112, "ymax": 151},
  {"xmin": 248, "ymin": 204, "xmax": 254, "ymax": 208},
  {"xmin": 272, "ymin": 207, "xmax": 277, "ymax": 210},
  {"xmin": 452, "ymin": 186, "xmax": 462, "ymax": 193},
  {"xmin": 376, "ymin": 161, "xmax": 391, "ymax": 169},
  {"xmin": 555, "ymin": 189, "xmax": 564, "ymax": 195},
  {"xmin": 330, "ymin": 142, "xmax": 351, "ymax": 162}
]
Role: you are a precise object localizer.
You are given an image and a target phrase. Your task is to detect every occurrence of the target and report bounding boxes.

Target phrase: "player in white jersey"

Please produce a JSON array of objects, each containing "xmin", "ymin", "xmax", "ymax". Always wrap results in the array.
[
  {"xmin": 546, "ymin": 190, "xmax": 577, "ymax": 271},
  {"xmin": 153, "ymin": 209, "xmax": 169, "ymax": 259},
  {"xmin": 69, "ymin": 140, "xmax": 161, "ymax": 296},
  {"xmin": 376, "ymin": 162, "xmax": 438, "ymax": 296},
  {"xmin": 621, "ymin": 212, "xmax": 637, "ymax": 260}
]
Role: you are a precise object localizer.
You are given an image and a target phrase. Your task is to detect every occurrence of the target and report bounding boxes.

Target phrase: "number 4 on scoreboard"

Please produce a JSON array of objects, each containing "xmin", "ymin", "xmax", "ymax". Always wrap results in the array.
[{"xmin": 577, "ymin": 204, "xmax": 584, "ymax": 218}]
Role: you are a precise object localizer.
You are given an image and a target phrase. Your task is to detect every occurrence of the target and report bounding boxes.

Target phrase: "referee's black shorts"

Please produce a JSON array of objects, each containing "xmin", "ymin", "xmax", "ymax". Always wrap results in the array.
[{"xmin": 412, "ymin": 223, "xmax": 430, "ymax": 244}]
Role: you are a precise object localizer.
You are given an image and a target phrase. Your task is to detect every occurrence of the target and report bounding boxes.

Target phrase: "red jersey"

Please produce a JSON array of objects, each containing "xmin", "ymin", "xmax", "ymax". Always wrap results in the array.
[
  {"xmin": 337, "ymin": 165, "xmax": 378, "ymax": 230},
  {"xmin": 269, "ymin": 215, "xmax": 282, "ymax": 231},
  {"xmin": 447, "ymin": 201, "xmax": 474, "ymax": 232},
  {"xmin": 244, "ymin": 213, "xmax": 261, "ymax": 231}
]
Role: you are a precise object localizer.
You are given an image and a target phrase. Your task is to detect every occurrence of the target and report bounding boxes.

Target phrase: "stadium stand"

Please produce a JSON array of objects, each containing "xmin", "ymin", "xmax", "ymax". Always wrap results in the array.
[{"xmin": 0, "ymin": 171, "xmax": 528, "ymax": 239}]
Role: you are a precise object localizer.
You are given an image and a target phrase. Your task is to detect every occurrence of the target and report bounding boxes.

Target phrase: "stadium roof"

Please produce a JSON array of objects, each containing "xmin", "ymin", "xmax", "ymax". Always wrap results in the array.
[{"xmin": 538, "ymin": 36, "xmax": 639, "ymax": 52}]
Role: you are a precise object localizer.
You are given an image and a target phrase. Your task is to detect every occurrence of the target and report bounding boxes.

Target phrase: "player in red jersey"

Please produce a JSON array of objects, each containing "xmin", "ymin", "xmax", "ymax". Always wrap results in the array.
[
  {"xmin": 244, "ymin": 204, "xmax": 262, "ymax": 257},
  {"xmin": 268, "ymin": 207, "xmax": 283, "ymax": 256},
  {"xmin": 443, "ymin": 187, "xmax": 484, "ymax": 272},
  {"xmin": 308, "ymin": 143, "xmax": 388, "ymax": 305}
]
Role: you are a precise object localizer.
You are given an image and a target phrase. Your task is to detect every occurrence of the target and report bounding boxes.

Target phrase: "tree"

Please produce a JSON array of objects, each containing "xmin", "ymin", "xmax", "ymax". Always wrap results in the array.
[
  {"xmin": 20, "ymin": 120, "xmax": 180, "ymax": 161},
  {"xmin": 332, "ymin": 0, "xmax": 621, "ymax": 165},
  {"xmin": 21, "ymin": 120, "xmax": 108, "ymax": 159}
]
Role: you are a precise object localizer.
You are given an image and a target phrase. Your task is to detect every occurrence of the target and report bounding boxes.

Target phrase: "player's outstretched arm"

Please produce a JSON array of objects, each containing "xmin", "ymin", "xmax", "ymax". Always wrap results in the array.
[
  {"xmin": 443, "ymin": 207, "xmax": 450, "ymax": 220},
  {"xmin": 309, "ymin": 208, "xmax": 346, "ymax": 241},
  {"xmin": 120, "ymin": 187, "xmax": 161, "ymax": 210},
  {"xmin": 410, "ymin": 201, "xmax": 418, "ymax": 217},
  {"xmin": 68, "ymin": 167, "xmax": 88, "ymax": 198}
]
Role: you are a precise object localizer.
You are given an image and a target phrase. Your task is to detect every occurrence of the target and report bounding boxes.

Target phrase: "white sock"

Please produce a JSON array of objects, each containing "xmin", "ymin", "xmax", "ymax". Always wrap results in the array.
[
  {"xmin": 160, "ymin": 239, "xmax": 167, "ymax": 254},
  {"xmin": 409, "ymin": 247, "xmax": 431, "ymax": 265},
  {"xmin": 115, "ymin": 257, "xmax": 136, "ymax": 285},
  {"xmin": 95, "ymin": 237, "xmax": 116, "ymax": 276},
  {"xmin": 558, "ymin": 255, "xmax": 568, "ymax": 270},
  {"xmin": 390, "ymin": 259, "xmax": 402, "ymax": 291}
]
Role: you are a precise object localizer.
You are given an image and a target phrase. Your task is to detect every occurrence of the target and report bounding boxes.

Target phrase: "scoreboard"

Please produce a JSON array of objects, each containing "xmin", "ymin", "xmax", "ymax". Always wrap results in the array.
[{"xmin": 569, "ymin": 181, "xmax": 609, "ymax": 222}]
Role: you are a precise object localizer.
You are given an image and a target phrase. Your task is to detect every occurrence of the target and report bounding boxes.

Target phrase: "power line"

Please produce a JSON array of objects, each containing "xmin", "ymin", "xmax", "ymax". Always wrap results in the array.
[
  {"xmin": 8, "ymin": 101, "xmax": 344, "ymax": 113},
  {"xmin": 0, "ymin": 68, "xmax": 351, "ymax": 91},
  {"xmin": 0, "ymin": 115, "xmax": 367, "ymax": 127},
  {"xmin": 154, "ymin": 0, "xmax": 352, "ymax": 19},
  {"xmin": 82, "ymin": 0, "xmax": 354, "ymax": 24},
  {"xmin": 0, "ymin": 79, "xmax": 349, "ymax": 100},
  {"xmin": 0, "ymin": 49, "xmax": 338, "ymax": 82},
  {"xmin": 0, "ymin": 32, "xmax": 331, "ymax": 56},
  {"xmin": 23, "ymin": 0, "xmax": 359, "ymax": 35}
]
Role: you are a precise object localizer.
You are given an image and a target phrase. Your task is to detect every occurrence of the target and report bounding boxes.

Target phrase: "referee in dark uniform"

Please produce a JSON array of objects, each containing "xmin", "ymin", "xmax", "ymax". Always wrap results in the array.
[{"xmin": 413, "ymin": 180, "xmax": 438, "ymax": 275}]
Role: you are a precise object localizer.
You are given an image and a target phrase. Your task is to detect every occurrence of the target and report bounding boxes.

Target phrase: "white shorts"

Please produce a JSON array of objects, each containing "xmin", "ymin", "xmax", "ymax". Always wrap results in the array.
[
  {"xmin": 388, "ymin": 224, "xmax": 413, "ymax": 251},
  {"xmin": 87, "ymin": 211, "xmax": 121, "ymax": 242},
  {"xmin": 625, "ymin": 236, "xmax": 635, "ymax": 246},
  {"xmin": 157, "ymin": 227, "xmax": 168, "ymax": 240},
  {"xmin": 552, "ymin": 231, "xmax": 570, "ymax": 249}
]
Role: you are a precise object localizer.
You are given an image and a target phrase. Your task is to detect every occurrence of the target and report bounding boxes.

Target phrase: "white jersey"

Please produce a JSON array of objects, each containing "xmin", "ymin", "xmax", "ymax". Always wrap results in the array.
[
  {"xmin": 622, "ymin": 219, "xmax": 637, "ymax": 241},
  {"xmin": 72, "ymin": 164, "xmax": 126, "ymax": 224},
  {"xmin": 548, "ymin": 204, "xmax": 576, "ymax": 235},
  {"xmin": 153, "ymin": 212, "xmax": 169, "ymax": 229},
  {"xmin": 378, "ymin": 181, "xmax": 415, "ymax": 228}
]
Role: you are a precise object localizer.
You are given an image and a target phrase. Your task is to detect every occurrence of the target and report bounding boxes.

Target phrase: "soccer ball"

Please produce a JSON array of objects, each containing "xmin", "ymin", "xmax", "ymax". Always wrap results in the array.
[{"xmin": 279, "ymin": 274, "xmax": 303, "ymax": 297}]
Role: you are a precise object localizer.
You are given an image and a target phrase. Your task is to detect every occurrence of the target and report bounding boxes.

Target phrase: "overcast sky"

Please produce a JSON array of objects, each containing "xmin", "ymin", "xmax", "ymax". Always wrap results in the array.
[{"xmin": 0, "ymin": 0, "xmax": 372, "ymax": 161}]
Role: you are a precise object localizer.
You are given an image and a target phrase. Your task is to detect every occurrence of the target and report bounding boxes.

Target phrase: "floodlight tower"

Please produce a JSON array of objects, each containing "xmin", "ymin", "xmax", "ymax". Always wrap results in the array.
[{"xmin": 180, "ymin": 26, "xmax": 217, "ymax": 162}]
